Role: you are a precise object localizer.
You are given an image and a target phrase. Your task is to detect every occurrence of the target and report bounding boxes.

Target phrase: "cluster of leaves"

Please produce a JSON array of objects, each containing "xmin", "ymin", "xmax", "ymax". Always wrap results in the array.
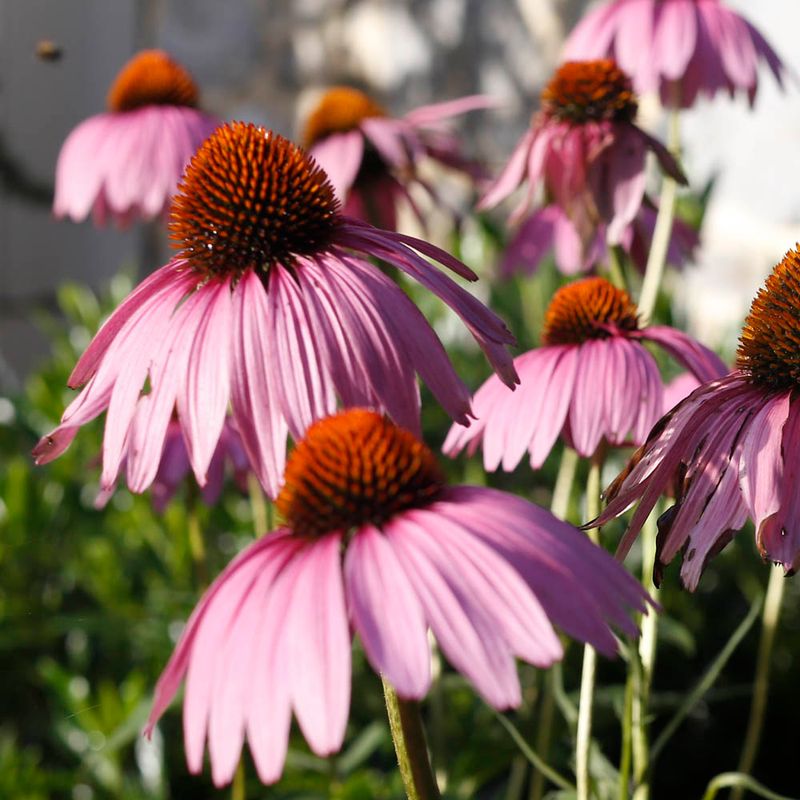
[{"xmin": 2, "ymin": 238, "xmax": 800, "ymax": 799}]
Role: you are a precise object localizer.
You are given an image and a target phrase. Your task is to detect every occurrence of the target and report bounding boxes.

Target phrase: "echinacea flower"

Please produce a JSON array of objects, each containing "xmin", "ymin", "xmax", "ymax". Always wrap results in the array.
[
  {"xmin": 593, "ymin": 248, "xmax": 800, "ymax": 588},
  {"xmin": 303, "ymin": 86, "xmax": 489, "ymax": 230},
  {"xmin": 480, "ymin": 60, "xmax": 685, "ymax": 262},
  {"xmin": 54, "ymin": 50, "xmax": 220, "ymax": 226},
  {"xmin": 34, "ymin": 122, "xmax": 516, "ymax": 498},
  {"xmin": 146, "ymin": 409, "xmax": 650, "ymax": 786},
  {"xmin": 95, "ymin": 417, "xmax": 250, "ymax": 513},
  {"xmin": 444, "ymin": 277, "xmax": 726, "ymax": 470},
  {"xmin": 563, "ymin": 0, "xmax": 785, "ymax": 109},
  {"xmin": 499, "ymin": 201, "xmax": 698, "ymax": 278}
]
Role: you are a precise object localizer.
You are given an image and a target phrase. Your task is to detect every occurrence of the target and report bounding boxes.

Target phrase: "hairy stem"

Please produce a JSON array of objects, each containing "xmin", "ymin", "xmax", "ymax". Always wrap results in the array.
[{"xmin": 383, "ymin": 678, "xmax": 441, "ymax": 800}]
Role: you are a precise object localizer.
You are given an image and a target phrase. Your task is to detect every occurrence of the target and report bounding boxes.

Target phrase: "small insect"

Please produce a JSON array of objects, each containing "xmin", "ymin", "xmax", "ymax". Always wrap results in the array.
[{"xmin": 35, "ymin": 39, "xmax": 63, "ymax": 62}]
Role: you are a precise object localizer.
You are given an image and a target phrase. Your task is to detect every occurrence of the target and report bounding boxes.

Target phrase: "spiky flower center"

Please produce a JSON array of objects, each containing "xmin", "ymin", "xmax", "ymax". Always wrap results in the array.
[
  {"xmin": 542, "ymin": 277, "xmax": 640, "ymax": 345},
  {"xmin": 303, "ymin": 87, "xmax": 387, "ymax": 148},
  {"xmin": 107, "ymin": 50, "xmax": 198, "ymax": 112},
  {"xmin": 541, "ymin": 59, "xmax": 637, "ymax": 124},
  {"xmin": 169, "ymin": 122, "xmax": 340, "ymax": 276},
  {"xmin": 277, "ymin": 409, "xmax": 445, "ymax": 537},
  {"xmin": 737, "ymin": 248, "xmax": 800, "ymax": 389}
]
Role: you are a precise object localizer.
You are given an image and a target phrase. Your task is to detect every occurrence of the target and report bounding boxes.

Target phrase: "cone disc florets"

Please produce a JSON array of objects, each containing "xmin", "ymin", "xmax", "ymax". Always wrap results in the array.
[
  {"xmin": 107, "ymin": 50, "xmax": 199, "ymax": 112},
  {"xmin": 542, "ymin": 59, "xmax": 638, "ymax": 124},
  {"xmin": 302, "ymin": 87, "xmax": 387, "ymax": 148},
  {"xmin": 169, "ymin": 122, "xmax": 340, "ymax": 276},
  {"xmin": 542, "ymin": 277, "xmax": 640, "ymax": 345},
  {"xmin": 737, "ymin": 247, "xmax": 800, "ymax": 390},
  {"xmin": 276, "ymin": 410, "xmax": 445, "ymax": 537}
]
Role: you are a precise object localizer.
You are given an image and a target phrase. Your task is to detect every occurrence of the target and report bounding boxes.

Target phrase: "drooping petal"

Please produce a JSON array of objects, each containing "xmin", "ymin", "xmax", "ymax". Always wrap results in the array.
[
  {"xmin": 386, "ymin": 516, "xmax": 522, "ymax": 710},
  {"xmin": 229, "ymin": 270, "xmax": 288, "ymax": 498},
  {"xmin": 282, "ymin": 533, "xmax": 351, "ymax": 756},
  {"xmin": 309, "ymin": 130, "xmax": 364, "ymax": 201},
  {"xmin": 345, "ymin": 526, "xmax": 431, "ymax": 699}
]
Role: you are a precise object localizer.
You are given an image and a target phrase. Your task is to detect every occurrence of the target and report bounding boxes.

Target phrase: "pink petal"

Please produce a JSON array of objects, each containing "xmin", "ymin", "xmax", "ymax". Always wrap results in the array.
[
  {"xmin": 178, "ymin": 280, "xmax": 233, "ymax": 483},
  {"xmin": 403, "ymin": 94, "xmax": 497, "ymax": 126},
  {"xmin": 345, "ymin": 526, "xmax": 431, "ymax": 699},
  {"xmin": 308, "ymin": 130, "xmax": 364, "ymax": 202},
  {"xmin": 283, "ymin": 534, "xmax": 351, "ymax": 756},
  {"xmin": 229, "ymin": 270, "xmax": 288, "ymax": 498},
  {"xmin": 267, "ymin": 265, "xmax": 336, "ymax": 439},
  {"xmin": 639, "ymin": 325, "xmax": 729, "ymax": 383},
  {"xmin": 478, "ymin": 130, "xmax": 535, "ymax": 211},
  {"xmin": 739, "ymin": 391, "xmax": 790, "ymax": 528},
  {"xmin": 386, "ymin": 516, "xmax": 522, "ymax": 710}
]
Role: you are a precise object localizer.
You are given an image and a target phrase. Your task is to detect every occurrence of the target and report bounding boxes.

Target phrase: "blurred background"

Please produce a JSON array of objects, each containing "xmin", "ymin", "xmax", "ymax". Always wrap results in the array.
[
  {"xmin": 2, "ymin": 0, "xmax": 800, "ymax": 387},
  {"xmin": 2, "ymin": 2, "xmax": 800, "ymax": 799}
]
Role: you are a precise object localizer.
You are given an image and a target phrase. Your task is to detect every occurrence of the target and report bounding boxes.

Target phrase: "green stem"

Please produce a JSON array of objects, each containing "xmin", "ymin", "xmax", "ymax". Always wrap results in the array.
[
  {"xmin": 382, "ymin": 677, "xmax": 441, "ymax": 800},
  {"xmin": 231, "ymin": 758, "xmax": 245, "ymax": 800},
  {"xmin": 631, "ymin": 511, "xmax": 660, "ymax": 800},
  {"xmin": 494, "ymin": 712, "xmax": 575, "ymax": 793},
  {"xmin": 637, "ymin": 101, "xmax": 681, "ymax": 324},
  {"xmin": 551, "ymin": 447, "xmax": 579, "ymax": 521},
  {"xmin": 732, "ymin": 567, "xmax": 786, "ymax": 800},
  {"xmin": 529, "ymin": 447, "xmax": 578, "ymax": 800},
  {"xmin": 186, "ymin": 488, "xmax": 208, "ymax": 589},
  {"xmin": 529, "ymin": 670, "xmax": 557, "ymax": 800},
  {"xmin": 247, "ymin": 472, "xmax": 270, "ymax": 536},
  {"xmin": 619, "ymin": 665, "xmax": 634, "ymax": 800},
  {"xmin": 576, "ymin": 458, "xmax": 603, "ymax": 800},
  {"xmin": 606, "ymin": 244, "xmax": 627, "ymax": 291}
]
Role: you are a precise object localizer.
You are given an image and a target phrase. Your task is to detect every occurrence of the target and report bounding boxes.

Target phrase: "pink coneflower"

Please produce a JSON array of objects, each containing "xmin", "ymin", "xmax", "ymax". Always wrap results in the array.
[
  {"xmin": 95, "ymin": 417, "xmax": 249, "ymax": 513},
  {"xmin": 303, "ymin": 86, "xmax": 488, "ymax": 230},
  {"xmin": 593, "ymin": 248, "xmax": 800, "ymax": 588},
  {"xmin": 481, "ymin": 60, "xmax": 685, "ymax": 262},
  {"xmin": 34, "ymin": 122, "xmax": 516, "ymax": 498},
  {"xmin": 499, "ymin": 201, "xmax": 698, "ymax": 278},
  {"xmin": 53, "ymin": 50, "xmax": 220, "ymax": 226},
  {"xmin": 146, "ymin": 409, "xmax": 649, "ymax": 786},
  {"xmin": 562, "ymin": 0, "xmax": 784, "ymax": 108},
  {"xmin": 444, "ymin": 277, "xmax": 726, "ymax": 470}
]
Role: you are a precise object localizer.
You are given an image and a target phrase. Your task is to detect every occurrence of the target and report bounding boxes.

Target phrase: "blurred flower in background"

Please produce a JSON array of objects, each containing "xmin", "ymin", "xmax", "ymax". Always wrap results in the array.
[
  {"xmin": 562, "ymin": 0, "xmax": 785, "ymax": 108},
  {"xmin": 303, "ymin": 86, "xmax": 490, "ymax": 230},
  {"xmin": 480, "ymin": 59, "xmax": 686, "ymax": 276},
  {"xmin": 146, "ymin": 409, "xmax": 649, "ymax": 786},
  {"xmin": 53, "ymin": 50, "xmax": 220, "ymax": 227},
  {"xmin": 94, "ymin": 416, "xmax": 250, "ymax": 513},
  {"xmin": 444, "ymin": 277, "xmax": 726, "ymax": 469}
]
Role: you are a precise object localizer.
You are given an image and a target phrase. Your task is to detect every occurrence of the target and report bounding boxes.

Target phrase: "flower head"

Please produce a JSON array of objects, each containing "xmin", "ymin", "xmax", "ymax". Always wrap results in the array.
[
  {"xmin": 54, "ymin": 50, "xmax": 220, "ymax": 227},
  {"xmin": 480, "ymin": 59, "xmax": 685, "ymax": 261},
  {"xmin": 562, "ymin": 0, "xmax": 785, "ymax": 108},
  {"xmin": 146, "ymin": 409, "xmax": 650, "ymax": 786},
  {"xmin": 35, "ymin": 122, "xmax": 516, "ymax": 498},
  {"xmin": 444, "ymin": 277, "xmax": 726, "ymax": 470},
  {"xmin": 594, "ymin": 247, "xmax": 800, "ymax": 588},
  {"xmin": 303, "ymin": 85, "xmax": 490, "ymax": 230}
]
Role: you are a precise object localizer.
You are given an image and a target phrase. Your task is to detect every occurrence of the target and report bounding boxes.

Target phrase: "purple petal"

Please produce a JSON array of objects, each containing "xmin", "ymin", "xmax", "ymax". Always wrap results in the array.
[{"xmin": 345, "ymin": 526, "xmax": 431, "ymax": 699}]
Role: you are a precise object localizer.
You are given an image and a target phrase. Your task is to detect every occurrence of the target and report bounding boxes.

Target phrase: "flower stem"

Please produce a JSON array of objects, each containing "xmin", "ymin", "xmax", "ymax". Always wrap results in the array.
[
  {"xmin": 382, "ymin": 677, "xmax": 441, "ymax": 800},
  {"xmin": 186, "ymin": 487, "xmax": 208, "ymax": 589},
  {"xmin": 529, "ymin": 447, "xmax": 579, "ymax": 800},
  {"xmin": 606, "ymin": 244, "xmax": 628, "ymax": 292},
  {"xmin": 732, "ymin": 566, "xmax": 786, "ymax": 800},
  {"xmin": 632, "ymin": 511, "xmax": 660, "ymax": 800},
  {"xmin": 231, "ymin": 759, "xmax": 246, "ymax": 800},
  {"xmin": 247, "ymin": 472, "xmax": 270, "ymax": 536},
  {"xmin": 637, "ymin": 98, "xmax": 681, "ymax": 324},
  {"xmin": 576, "ymin": 457, "xmax": 603, "ymax": 800}
]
